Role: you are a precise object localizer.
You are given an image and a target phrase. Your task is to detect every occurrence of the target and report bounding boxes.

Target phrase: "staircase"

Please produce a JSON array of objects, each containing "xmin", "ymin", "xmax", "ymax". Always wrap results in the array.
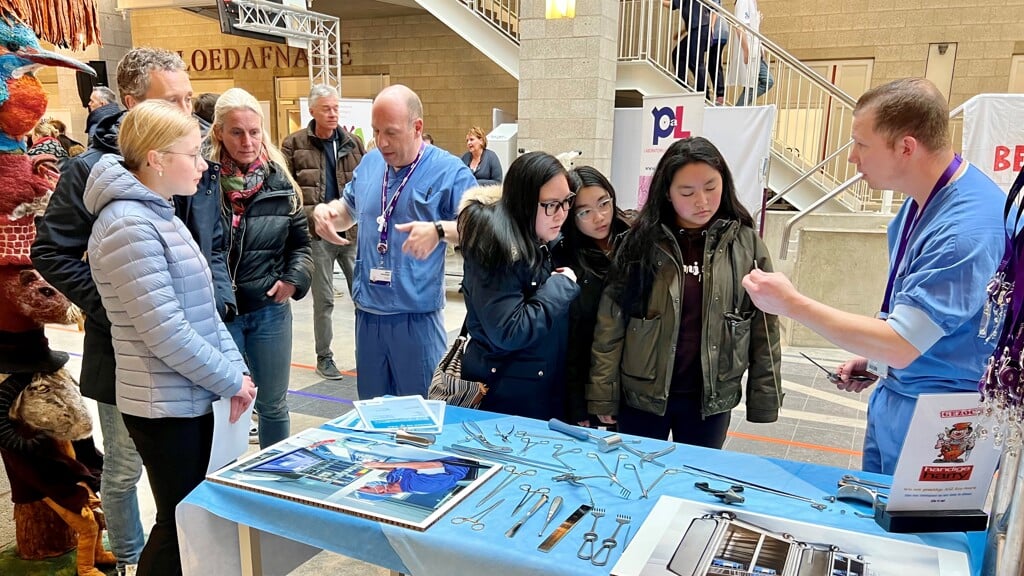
[{"xmin": 413, "ymin": 0, "xmax": 898, "ymax": 216}]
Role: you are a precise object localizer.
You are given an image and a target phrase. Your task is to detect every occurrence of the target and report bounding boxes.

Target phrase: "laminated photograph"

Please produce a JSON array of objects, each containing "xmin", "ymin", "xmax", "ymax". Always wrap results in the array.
[{"xmin": 207, "ymin": 427, "xmax": 502, "ymax": 531}]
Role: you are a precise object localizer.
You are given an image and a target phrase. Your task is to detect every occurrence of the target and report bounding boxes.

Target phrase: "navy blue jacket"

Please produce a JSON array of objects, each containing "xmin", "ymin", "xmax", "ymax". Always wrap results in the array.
[{"xmin": 32, "ymin": 110, "xmax": 234, "ymax": 405}]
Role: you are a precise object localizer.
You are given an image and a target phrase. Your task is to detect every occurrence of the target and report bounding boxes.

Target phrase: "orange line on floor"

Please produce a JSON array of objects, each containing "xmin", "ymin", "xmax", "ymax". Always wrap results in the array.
[
  {"xmin": 290, "ymin": 362, "xmax": 357, "ymax": 377},
  {"xmin": 727, "ymin": 430, "xmax": 863, "ymax": 457}
]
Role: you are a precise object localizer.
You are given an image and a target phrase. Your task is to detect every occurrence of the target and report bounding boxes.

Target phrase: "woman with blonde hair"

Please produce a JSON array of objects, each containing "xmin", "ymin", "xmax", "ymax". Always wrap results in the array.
[
  {"xmin": 461, "ymin": 126, "xmax": 502, "ymax": 185},
  {"xmin": 207, "ymin": 87, "xmax": 312, "ymax": 448},
  {"xmin": 28, "ymin": 119, "xmax": 69, "ymax": 163},
  {"xmin": 84, "ymin": 100, "xmax": 255, "ymax": 575}
]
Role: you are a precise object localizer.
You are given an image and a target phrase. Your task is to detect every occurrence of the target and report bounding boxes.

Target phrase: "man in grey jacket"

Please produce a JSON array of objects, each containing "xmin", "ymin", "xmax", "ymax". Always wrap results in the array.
[{"xmin": 32, "ymin": 48, "xmax": 233, "ymax": 576}]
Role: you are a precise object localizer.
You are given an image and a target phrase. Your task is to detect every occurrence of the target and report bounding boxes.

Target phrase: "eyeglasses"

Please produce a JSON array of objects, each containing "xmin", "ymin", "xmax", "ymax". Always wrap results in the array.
[
  {"xmin": 539, "ymin": 194, "xmax": 575, "ymax": 217},
  {"xmin": 574, "ymin": 196, "xmax": 613, "ymax": 222},
  {"xmin": 162, "ymin": 150, "xmax": 205, "ymax": 168}
]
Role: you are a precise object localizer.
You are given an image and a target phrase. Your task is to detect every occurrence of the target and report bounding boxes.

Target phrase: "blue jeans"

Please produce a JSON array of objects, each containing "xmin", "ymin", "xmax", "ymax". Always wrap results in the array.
[
  {"xmin": 735, "ymin": 58, "xmax": 775, "ymax": 106},
  {"xmin": 96, "ymin": 401, "xmax": 145, "ymax": 569},
  {"xmin": 227, "ymin": 302, "xmax": 293, "ymax": 448},
  {"xmin": 311, "ymin": 238, "xmax": 356, "ymax": 360}
]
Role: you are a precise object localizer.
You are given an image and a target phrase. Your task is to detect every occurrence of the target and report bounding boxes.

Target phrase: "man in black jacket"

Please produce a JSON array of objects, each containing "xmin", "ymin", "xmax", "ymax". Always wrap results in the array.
[{"xmin": 31, "ymin": 47, "xmax": 234, "ymax": 576}]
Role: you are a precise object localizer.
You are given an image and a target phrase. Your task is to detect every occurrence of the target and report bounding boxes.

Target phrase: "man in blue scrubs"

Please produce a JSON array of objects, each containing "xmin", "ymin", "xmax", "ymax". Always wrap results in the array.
[
  {"xmin": 742, "ymin": 78, "xmax": 1005, "ymax": 474},
  {"xmin": 312, "ymin": 85, "xmax": 476, "ymax": 399}
]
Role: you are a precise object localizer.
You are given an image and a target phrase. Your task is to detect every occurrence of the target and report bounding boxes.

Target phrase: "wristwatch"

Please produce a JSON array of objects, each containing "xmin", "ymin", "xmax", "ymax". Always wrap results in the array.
[{"xmin": 433, "ymin": 221, "xmax": 445, "ymax": 241}]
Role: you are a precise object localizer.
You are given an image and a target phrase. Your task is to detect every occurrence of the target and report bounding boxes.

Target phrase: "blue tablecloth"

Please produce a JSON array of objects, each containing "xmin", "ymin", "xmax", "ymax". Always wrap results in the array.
[{"xmin": 177, "ymin": 407, "xmax": 984, "ymax": 575}]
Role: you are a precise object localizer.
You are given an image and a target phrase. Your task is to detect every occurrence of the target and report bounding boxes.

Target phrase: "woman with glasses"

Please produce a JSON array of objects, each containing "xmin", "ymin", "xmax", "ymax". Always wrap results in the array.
[
  {"xmin": 457, "ymin": 152, "xmax": 580, "ymax": 419},
  {"xmin": 557, "ymin": 166, "xmax": 633, "ymax": 427},
  {"xmin": 206, "ymin": 88, "xmax": 312, "ymax": 448},
  {"xmin": 589, "ymin": 137, "xmax": 782, "ymax": 447},
  {"xmin": 84, "ymin": 100, "xmax": 256, "ymax": 574}
]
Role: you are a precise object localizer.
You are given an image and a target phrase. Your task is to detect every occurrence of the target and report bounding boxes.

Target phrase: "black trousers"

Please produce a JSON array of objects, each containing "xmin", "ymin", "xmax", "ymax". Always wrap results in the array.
[
  {"xmin": 616, "ymin": 393, "xmax": 731, "ymax": 449},
  {"xmin": 122, "ymin": 412, "xmax": 214, "ymax": 576}
]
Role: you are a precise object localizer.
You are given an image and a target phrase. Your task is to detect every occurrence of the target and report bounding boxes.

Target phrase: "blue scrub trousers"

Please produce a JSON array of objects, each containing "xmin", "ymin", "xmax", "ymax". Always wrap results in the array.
[
  {"xmin": 355, "ymin": 309, "xmax": 446, "ymax": 399},
  {"xmin": 862, "ymin": 384, "xmax": 919, "ymax": 474}
]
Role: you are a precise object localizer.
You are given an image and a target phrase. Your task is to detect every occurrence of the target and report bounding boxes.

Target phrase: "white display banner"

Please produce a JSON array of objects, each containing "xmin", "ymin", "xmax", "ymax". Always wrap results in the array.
[
  {"xmin": 703, "ymin": 105, "xmax": 775, "ymax": 217},
  {"xmin": 638, "ymin": 93, "xmax": 705, "ymax": 207},
  {"xmin": 962, "ymin": 94, "xmax": 1024, "ymax": 192},
  {"xmin": 613, "ymin": 105, "xmax": 774, "ymax": 218},
  {"xmin": 300, "ymin": 97, "xmax": 374, "ymax": 149}
]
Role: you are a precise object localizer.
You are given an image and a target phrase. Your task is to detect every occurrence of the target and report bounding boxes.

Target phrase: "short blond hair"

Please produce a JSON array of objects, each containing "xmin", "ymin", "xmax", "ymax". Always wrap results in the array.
[
  {"xmin": 33, "ymin": 120, "xmax": 58, "ymax": 138},
  {"xmin": 467, "ymin": 126, "xmax": 487, "ymax": 149},
  {"xmin": 118, "ymin": 100, "xmax": 198, "ymax": 172}
]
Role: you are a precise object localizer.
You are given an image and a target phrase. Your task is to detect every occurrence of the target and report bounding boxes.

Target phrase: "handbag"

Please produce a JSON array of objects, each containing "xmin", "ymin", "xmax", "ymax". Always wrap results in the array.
[{"xmin": 428, "ymin": 322, "xmax": 488, "ymax": 408}]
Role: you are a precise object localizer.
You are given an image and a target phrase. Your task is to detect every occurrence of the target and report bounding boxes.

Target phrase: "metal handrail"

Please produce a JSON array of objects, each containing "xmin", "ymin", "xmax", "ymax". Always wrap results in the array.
[
  {"xmin": 778, "ymin": 173, "xmax": 865, "ymax": 259},
  {"xmin": 457, "ymin": 0, "xmax": 520, "ymax": 42},
  {"xmin": 760, "ymin": 140, "xmax": 854, "ymax": 211}
]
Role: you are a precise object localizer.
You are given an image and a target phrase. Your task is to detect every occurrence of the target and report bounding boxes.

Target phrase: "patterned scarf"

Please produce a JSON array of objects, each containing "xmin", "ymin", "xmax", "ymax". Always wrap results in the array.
[{"xmin": 220, "ymin": 150, "xmax": 269, "ymax": 227}]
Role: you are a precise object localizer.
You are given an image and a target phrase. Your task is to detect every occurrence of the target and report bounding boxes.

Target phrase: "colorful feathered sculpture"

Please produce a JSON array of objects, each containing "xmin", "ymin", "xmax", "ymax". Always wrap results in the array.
[{"xmin": 0, "ymin": 4, "xmax": 116, "ymax": 575}]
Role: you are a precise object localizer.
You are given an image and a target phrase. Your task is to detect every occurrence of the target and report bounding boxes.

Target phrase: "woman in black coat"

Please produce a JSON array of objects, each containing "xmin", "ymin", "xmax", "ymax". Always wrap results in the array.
[{"xmin": 458, "ymin": 152, "xmax": 580, "ymax": 420}]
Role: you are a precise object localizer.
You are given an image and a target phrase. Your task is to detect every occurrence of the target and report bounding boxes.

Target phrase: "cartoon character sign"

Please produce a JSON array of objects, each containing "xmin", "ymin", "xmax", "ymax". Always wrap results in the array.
[{"xmin": 934, "ymin": 422, "xmax": 978, "ymax": 463}]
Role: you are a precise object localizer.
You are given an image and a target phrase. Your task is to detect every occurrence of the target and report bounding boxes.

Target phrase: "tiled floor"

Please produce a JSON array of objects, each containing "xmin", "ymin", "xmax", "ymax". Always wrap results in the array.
[{"xmin": 1, "ymin": 254, "xmax": 874, "ymax": 574}]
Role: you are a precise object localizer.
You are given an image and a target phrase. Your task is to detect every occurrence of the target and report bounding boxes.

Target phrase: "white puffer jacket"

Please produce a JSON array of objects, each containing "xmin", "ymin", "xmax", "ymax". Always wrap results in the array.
[{"xmin": 84, "ymin": 154, "xmax": 247, "ymax": 418}]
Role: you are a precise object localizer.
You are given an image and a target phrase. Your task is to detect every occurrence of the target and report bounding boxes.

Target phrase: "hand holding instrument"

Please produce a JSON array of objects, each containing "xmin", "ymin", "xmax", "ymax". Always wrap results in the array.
[
  {"xmin": 800, "ymin": 352, "xmax": 875, "ymax": 383},
  {"xmin": 505, "ymin": 493, "xmax": 549, "ymax": 538},
  {"xmin": 538, "ymin": 504, "xmax": 593, "ymax": 552}
]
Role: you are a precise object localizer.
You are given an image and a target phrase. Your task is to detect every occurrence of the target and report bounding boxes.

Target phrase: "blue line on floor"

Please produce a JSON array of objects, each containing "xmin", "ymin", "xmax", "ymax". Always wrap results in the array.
[{"xmin": 287, "ymin": 389, "xmax": 354, "ymax": 405}]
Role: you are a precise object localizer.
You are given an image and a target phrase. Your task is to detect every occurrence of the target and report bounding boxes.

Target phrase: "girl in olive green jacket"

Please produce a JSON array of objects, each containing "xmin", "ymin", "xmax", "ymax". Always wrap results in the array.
[{"xmin": 588, "ymin": 137, "xmax": 782, "ymax": 447}]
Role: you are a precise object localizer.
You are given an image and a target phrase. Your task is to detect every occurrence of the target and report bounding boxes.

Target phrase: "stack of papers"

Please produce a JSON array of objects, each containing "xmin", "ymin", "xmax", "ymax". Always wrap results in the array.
[{"xmin": 326, "ymin": 395, "xmax": 445, "ymax": 434}]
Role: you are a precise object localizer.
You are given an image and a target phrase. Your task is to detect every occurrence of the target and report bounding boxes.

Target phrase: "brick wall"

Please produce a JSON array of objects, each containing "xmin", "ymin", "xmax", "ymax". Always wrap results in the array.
[
  {"xmin": 127, "ymin": 9, "xmax": 518, "ymax": 155},
  {"xmin": 341, "ymin": 14, "xmax": 518, "ymax": 154},
  {"xmin": 755, "ymin": 0, "xmax": 1024, "ymax": 106}
]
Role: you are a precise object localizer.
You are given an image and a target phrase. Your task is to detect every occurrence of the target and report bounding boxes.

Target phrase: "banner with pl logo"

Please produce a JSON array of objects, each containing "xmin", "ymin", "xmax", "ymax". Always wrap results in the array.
[
  {"xmin": 962, "ymin": 94, "xmax": 1024, "ymax": 192},
  {"xmin": 638, "ymin": 93, "xmax": 705, "ymax": 207}
]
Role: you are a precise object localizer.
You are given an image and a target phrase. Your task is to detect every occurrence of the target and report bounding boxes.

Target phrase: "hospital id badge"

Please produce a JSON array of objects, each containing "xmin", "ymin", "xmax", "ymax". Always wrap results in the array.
[
  {"xmin": 866, "ymin": 358, "xmax": 889, "ymax": 379},
  {"xmin": 369, "ymin": 268, "xmax": 392, "ymax": 286}
]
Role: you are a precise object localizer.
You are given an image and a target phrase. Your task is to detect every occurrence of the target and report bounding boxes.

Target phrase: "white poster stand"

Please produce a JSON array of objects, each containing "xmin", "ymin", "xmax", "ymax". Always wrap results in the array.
[
  {"xmin": 961, "ymin": 94, "xmax": 1024, "ymax": 192},
  {"xmin": 299, "ymin": 97, "xmax": 373, "ymax": 149}
]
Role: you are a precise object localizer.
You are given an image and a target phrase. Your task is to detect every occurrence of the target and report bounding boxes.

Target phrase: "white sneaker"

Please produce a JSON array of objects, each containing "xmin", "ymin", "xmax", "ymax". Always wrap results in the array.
[
  {"xmin": 249, "ymin": 413, "xmax": 259, "ymax": 444},
  {"xmin": 121, "ymin": 565, "xmax": 138, "ymax": 576}
]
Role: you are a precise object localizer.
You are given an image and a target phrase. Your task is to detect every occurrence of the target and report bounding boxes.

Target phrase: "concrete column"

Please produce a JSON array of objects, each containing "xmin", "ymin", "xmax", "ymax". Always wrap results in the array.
[
  {"xmin": 517, "ymin": 0, "xmax": 618, "ymax": 175},
  {"xmin": 55, "ymin": 0, "xmax": 132, "ymax": 140}
]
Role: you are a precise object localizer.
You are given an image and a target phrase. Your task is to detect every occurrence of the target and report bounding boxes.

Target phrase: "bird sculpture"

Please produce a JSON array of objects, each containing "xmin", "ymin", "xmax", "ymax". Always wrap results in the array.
[{"xmin": 0, "ymin": 12, "xmax": 116, "ymax": 576}]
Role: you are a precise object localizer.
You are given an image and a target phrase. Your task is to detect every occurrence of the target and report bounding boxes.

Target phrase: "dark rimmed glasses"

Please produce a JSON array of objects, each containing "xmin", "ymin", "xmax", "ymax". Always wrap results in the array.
[{"xmin": 539, "ymin": 194, "xmax": 576, "ymax": 216}]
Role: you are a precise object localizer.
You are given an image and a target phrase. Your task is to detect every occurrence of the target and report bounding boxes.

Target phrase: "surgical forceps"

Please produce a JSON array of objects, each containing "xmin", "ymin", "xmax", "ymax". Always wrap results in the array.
[
  {"xmin": 587, "ymin": 452, "xmax": 631, "ymax": 498},
  {"xmin": 451, "ymin": 498, "xmax": 505, "ymax": 531},
  {"xmin": 552, "ymin": 444, "xmax": 582, "ymax": 470},
  {"xmin": 495, "ymin": 424, "xmax": 515, "ymax": 443},
  {"xmin": 519, "ymin": 437, "xmax": 549, "ymax": 456},
  {"xmin": 511, "ymin": 484, "xmax": 551, "ymax": 516}
]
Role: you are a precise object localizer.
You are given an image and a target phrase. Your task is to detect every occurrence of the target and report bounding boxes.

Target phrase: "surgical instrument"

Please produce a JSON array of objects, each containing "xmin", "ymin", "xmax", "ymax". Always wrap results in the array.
[
  {"xmin": 506, "ymin": 493, "xmax": 549, "ymax": 538},
  {"xmin": 445, "ymin": 444, "xmax": 567, "ymax": 473},
  {"xmin": 538, "ymin": 496, "xmax": 563, "ymax": 537},
  {"xmin": 591, "ymin": 514, "xmax": 631, "ymax": 566},
  {"xmin": 462, "ymin": 421, "xmax": 513, "ymax": 452},
  {"xmin": 476, "ymin": 466, "xmax": 537, "ymax": 508},
  {"xmin": 683, "ymin": 464, "xmax": 829, "ymax": 511},
  {"xmin": 451, "ymin": 498, "xmax": 505, "ymax": 531}
]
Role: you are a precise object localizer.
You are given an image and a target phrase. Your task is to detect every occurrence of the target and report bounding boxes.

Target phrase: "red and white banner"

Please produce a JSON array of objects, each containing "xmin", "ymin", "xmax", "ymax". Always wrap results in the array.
[{"xmin": 962, "ymin": 94, "xmax": 1024, "ymax": 192}]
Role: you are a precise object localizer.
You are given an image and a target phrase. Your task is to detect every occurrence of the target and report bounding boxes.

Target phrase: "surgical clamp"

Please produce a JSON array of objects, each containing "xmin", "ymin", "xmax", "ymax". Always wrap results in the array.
[
  {"xmin": 840, "ymin": 474, "xmax": 891, "ymax": 490},
  {"xmin": 476, "ymin": 466, "xmax": 537, "ymax": 508},
  {"xmin": 587, "ymin": 452, "xmax": 631, "ymax": 498},
  {"xmin": 462, "ymin": 421, "xmax": 513, "ymax": 453},
  {"xmin": 451, "ymin": 498, "xmax": 505, "ymax": 531},
  {"xmin": 495, "ymin": 424, "xmax": 515, "ymax": 443},
  {"xmin": 620, "ymin": 443, "xmax": 676, "ymax": 468}
]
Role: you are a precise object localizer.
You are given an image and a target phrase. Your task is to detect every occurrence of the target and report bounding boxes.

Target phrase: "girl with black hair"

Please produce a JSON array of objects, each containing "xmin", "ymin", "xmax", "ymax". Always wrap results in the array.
[
  {"xmin": 588, "ymin": 137, "xmax": 782, "ymax": 447},
  {"xmin": 458, "ymin": 152, "xmax": 581, "ymax": 420},
  {"xmin": 559, "ymin": 166, "xmax": 633, "ymax": 426}
]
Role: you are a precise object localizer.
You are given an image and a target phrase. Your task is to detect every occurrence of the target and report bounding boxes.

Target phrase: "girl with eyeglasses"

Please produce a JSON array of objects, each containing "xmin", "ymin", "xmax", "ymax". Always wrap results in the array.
[
  {"xmin": 556, "ymin": 166, "xmax": 633, "ymax": 428},
  {"xmin": 84, "ymin": 100, "xmax": 256, "ymax": 574},
  {"xmin": 589, "ymin": 137, "xmax": 782, "ymax": 447},
  {"xmin": 457, "ymin": 152, "xmax": 580, "ymax": 419}
]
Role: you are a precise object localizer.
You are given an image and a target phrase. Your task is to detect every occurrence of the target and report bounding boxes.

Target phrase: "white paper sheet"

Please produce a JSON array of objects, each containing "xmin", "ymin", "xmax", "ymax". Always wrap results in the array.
[{"xmin": 208, "ymin": 398, "xmax": 254, "ymax": 474}]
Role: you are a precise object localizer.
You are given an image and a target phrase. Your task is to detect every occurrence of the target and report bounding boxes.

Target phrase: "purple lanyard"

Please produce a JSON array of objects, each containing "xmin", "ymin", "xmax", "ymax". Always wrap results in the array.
[
  {"xmin": 880, "ymin": 154, "xmax": 963, "ymax": 314},
  {"xmin": 377, "ymin": 144, "xmax": 425, "ymax": 255}
]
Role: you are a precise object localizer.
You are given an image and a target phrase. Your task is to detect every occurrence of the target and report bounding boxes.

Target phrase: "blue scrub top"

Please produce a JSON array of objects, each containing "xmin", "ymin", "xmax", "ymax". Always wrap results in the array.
[
  {"xmin": 343, "ymin": 146, "xmax": 476, "ymax": 315},
  {"xmin": 880, "ymin": 164, "xmax": 1005, "ymax": 398},
  {"xmin": 386, "ymin": 462, "xmax": 470, "ymax": 494}
]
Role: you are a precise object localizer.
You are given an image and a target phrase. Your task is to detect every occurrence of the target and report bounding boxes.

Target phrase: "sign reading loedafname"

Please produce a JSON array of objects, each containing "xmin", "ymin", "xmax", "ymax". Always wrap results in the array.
[{"xmin": 174, "ymin": 42, "xmax": 352, "ymax": 72}]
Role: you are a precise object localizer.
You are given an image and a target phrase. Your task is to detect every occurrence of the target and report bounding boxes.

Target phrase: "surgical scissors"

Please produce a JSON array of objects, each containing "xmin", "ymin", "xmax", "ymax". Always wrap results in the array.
[
  {"xmin": 552, "ymin": 444, "xmax": 582, "ymax": 470},
  {"xmin": 519, "ymin": 437, "xmax": 549, "ymax": 455},
  {"xmin": 476, "ymin": 466, "xmax": 537, "ymax": 508},
  {"xmin": 451, "ymin": 498, "xmax": 505, "ymax": 531},
  {"xmin": 620, "ymin": 443, "xmax": 675, "ymax": 468},
  {"xmin": 462, "ymin": 420, "xmax": 513, "ymax": 453}
]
